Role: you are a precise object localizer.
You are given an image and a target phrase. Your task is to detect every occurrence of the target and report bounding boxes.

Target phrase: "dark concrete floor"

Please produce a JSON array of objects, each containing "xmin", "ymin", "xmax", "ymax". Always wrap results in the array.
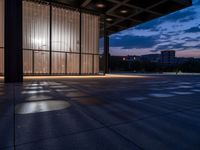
[{"xmin": 1, "ymin": 74, "xmax": 200, "ymax": 150}]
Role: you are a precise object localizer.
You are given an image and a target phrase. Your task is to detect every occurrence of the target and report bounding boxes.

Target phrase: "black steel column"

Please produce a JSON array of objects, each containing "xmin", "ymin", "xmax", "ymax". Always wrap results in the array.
[
  {"xmin": 32, "ymin": 50, "xmax": 34, "ymax": 74},
  {"xmin": 104, "ymin": 17, "xmax": 109, "ymax": 74},
  {"xmin": 5, "ymin": 0, "xmax": 23, "ymax": 83}
]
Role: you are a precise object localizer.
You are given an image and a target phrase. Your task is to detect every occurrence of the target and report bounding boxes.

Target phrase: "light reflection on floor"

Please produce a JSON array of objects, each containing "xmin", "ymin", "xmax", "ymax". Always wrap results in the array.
[
  {"xmin": 125, "ymin": 97, "xmax": 148, "ymax": 101},
  {"xmin": 26, "ymin": 95, "xmax": 52, "ymax": 101},
  {"xmin": 24, "ymin": 86, "xmax": 43, "ymax": 90},
  {"xmin": 15, "ymin": 101, "xmax": 71, "ymax": 114},
  {"xmin": 171, "ymin": 91, "xmax": 194, "ymax": 95},
  {"xmin": 149, "ymin": 93, "xmax": 175, "ymax": 98},
  {"xmin": 164, "ymin": 87, "xmax": 180, "ymax": 90},
  {"xmin": 191, "ymin": 89, "xmax": 200, "ymax": 92},
  {"xmin": 21, "ymin": 90, "xmax": 50, "ymax": 94},
  {"xmin": 178, "ymin": 85, "xmax": 193, "ymax": 89},
  {"xmin": 50, "ymin": 85, "xmax": 69, "ymax": 89}
]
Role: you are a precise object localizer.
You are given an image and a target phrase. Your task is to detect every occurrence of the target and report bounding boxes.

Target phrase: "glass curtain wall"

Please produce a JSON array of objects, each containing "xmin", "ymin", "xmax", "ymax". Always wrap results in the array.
[
  {"xmin": 81, "ymin": 13, "xmax": 99, "ymax": 74},
  {"xmin": 0, "ymin": 0, "xmax": 4, "ymax": 75},
  {"xmin": 52, "ymin": 6, "xmax": 80, "ymax": 74},
  {"xmin": 23, "ymin": 0, "xmax": 100, "ymax": 75},
  {"xmin": 23, "ymin": 1, "xmax": 50, "ymax": 74}
]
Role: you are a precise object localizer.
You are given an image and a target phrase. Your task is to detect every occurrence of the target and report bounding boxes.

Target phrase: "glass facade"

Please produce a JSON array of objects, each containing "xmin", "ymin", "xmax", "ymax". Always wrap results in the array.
[
  {"xmin": 0, "ymin": 0, "xmax": 4, "ymax": 75},
  {"xmin": 23, "ymin": 1, "xmax": 50, "ymax": 74},
  {"xmin": 51, "ymin": 6, "xmax": 80, "ymax": 74},
  {"xmin": 81, "ymin": 13, "xmax": 99, "ymax": 74},
  {"xmin": 22, "ymin": 1, "xmax": 100, "ymax": 75}
]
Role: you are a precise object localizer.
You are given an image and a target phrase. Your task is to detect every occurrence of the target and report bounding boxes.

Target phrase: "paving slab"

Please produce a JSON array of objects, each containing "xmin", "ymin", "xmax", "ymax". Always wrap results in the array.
[
  {"xmin": 15, "ymin": 128, "xmax": 141, "ymax": 150},
  {"xmin": 112, "ymin": 108, "xmax": 200, "ymax": 150}
]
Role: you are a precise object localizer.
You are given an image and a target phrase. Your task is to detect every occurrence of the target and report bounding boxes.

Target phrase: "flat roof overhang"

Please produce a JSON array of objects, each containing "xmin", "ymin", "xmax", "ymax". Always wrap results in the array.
[{"xmin": 52, "ymin": 0, "xmax": 192, "ymax": 35}]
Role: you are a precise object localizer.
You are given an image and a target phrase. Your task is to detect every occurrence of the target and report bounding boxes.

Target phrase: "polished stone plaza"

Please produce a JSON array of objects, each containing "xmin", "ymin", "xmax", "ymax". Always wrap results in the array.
[{"xmin": 1, "ymin": 74, "xmax": 200, "ymax": 150}]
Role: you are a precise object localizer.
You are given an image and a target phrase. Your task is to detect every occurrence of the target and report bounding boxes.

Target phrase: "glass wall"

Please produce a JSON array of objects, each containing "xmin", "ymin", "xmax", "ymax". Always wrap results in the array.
[
  {"xmin": 81, "ymin": 13, "xmax": 99, "ymax": 74},
  {"xmin": 52, "ymin": 7, "xmax": 80, "ymax": 74},
  {"xmin": 23, "ymin": 1, "xmax": 50, "ymax": 74},
  {"xmin": 0, "ymin": 0, "xmax": 4, "ymax": 75},
  {"xmin": 23, "ymin": 0, "xmax": 100, "ymax": 75}
]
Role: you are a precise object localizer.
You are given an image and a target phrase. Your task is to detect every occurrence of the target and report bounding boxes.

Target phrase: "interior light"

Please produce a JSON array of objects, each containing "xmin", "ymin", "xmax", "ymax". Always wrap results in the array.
[
  {"xmin": 106, "ymin": 18, "xmax": 113, "ymax": 21},
  {"xmin": 96, "ymin": 3, "xmax": 105, "ymax": 8},
  {"xmin": 120, "ymin": 10, "xmax": 128, "ymax": 14}
]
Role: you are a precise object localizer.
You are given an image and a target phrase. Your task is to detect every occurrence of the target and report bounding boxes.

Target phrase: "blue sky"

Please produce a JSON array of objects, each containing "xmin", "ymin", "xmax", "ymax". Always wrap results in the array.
[{"xmin": 107, "ymin": 0, "xmax": 200, "ymax": 58}]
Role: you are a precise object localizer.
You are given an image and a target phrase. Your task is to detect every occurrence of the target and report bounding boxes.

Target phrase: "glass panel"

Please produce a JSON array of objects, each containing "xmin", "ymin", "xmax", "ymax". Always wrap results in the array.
[
  {"xmin": 0, "ymin": 48, "xmax": 4, "ymax": 75},
  {"xmin": 34, "ymin": 51, "xmax": 49, "ymax": 74},
  {"xmin": 81, "ymin": 54, "xmax": 93, "ymax": 74},
  {"xmin": 52, "ymin": 6, "xmax": 80, "ymax": 74},
  {"xmin": 81, "ymin": 13, "xmax": 99, "ymax": 74},
  {"xmin": 52, "ymin": 52, "xmax": 66, "ymax": 74},
  {"xmin": 0, "ymin": 0, "xmax": 4, "ymax": 74},
  {"xmin": 81, "ymin": 13, "xmax": 99, "ymax": 54},
  {"xmin": 23, "ymin": 1, "xmax": 50, "ymax": 50},
  {"xmin": 67, "ymin": 53, "xmax": 79, "ymax": 74},
  {"xmin": 94, "ymin": 55, "xmax": 99, "ymax": 74},
  {"xmin": 22, "ymin": 1, "xmax": 100, "ymax": 75},
  {"xmin": 23, "ymin": 50, "xmax": 33, "ymax": 74},
  {"xmin": 23, "ymin": 1, "xmax": 50, "ymax": 74},
  {"xmin": 52, "ymin": 7, "xmax": 80, "ymax": 52}
]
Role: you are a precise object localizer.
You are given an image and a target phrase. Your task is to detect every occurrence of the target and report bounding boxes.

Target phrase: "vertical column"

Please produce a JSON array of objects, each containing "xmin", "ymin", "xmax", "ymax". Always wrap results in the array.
[
  {"xmin": 5, "ymin": 0, "xmax": 23, "ymax": 82},
  {"xmin": 104, "ymin": 17, "xmax": 109, "ymax": 74},
  {"xmin": 104, "ymin": 35, "xmax": 109, "ymax": 74}
]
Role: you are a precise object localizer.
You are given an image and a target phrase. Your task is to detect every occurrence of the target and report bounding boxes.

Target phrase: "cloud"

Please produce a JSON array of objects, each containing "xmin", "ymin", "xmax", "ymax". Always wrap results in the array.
[
  {"xmin": 110, "ymin": 35, "xmax": 159, "ymax": 49},
  {"xmin": 185, "ymin": 26, "xmax": 200, "ymax": 33},
  {"xmin": 109, "ymin": 0, "xmax": 200, "ymax": 57},
  {"xmin": 193, "ymin": 0, "xmax": 200, "ymax": 4},
  {"xmin": 109, "ymin": 47, "xmax": 157, "ymax": 56},
  {"xmin": 161, "ymin": 8, "xmax": 197, "ymax": 22},
  {"xmin": 112, "ymin": 28, "xmax": 159, "ymax": 37}
]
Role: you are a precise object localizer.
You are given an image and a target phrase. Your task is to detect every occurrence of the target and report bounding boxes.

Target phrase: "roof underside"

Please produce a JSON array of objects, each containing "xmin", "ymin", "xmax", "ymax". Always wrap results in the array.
[{"xmin": 53, "ymin": 0, "xmax": 192, "ymax": 35}]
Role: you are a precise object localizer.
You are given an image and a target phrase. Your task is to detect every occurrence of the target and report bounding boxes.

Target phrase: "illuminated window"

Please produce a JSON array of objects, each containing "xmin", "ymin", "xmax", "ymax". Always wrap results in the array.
[{"xmin": 22, "ymin": 1, "xmax": 100, "ymax": 75}]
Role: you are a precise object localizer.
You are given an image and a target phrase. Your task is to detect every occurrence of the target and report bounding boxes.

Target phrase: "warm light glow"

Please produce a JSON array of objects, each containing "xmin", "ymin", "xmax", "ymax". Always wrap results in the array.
[
  {"xmin": 120, "ymin": 10, "xmax": 128, "ymax": 14},
  {"xmin": 106, "ymin": 18, "xmax": 113, "ymax": 21},
  {"xmin": 96, "ymin": 3, "xmax": 105, "ymax": 8},
  {"xmin": 23, "ymin": 1, "xmax": 100, "ymax": 75},
  {"xmin": 31, "ymin": 38, "xmax": 47, "ymax": 49},
  {"xmin": 23, "ymin": 74, "xmax": 149, "ymax": 80}
]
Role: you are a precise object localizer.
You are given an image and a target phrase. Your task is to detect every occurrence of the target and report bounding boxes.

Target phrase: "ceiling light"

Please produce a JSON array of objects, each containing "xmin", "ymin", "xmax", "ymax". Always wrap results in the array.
[
  {"xmin": 106, "ymin": 18, "xmax": 113, "ymax": 21},
  {"xmin": 120, "ymin": 10, "xmax": 128, "ymax": 14},
  {"xmin": 96, "ymin": 3, "xmax": 105, "ymax": 8}
]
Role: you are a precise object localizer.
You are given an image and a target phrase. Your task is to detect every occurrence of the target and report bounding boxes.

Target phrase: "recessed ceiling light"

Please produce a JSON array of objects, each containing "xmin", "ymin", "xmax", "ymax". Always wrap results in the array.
[
  {"xmin": 120, "ymin": 10, "xmax": 128, "ymax": 14},
  {"xmin": 96, "ymin": 3, "xmax": 105, "ymax": 8},
  {"xmin": 106, "ymin": 18, "xmax": 113, "ymax": 21}
]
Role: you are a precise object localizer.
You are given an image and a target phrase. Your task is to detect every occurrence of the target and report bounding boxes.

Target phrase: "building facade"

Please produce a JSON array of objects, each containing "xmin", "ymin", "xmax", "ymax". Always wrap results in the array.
[
  {"xmin": 0, "ymin": 0, "xmax": 100, "ymax": 76},
  {"xmin": 161, "ymin": 50, "xmax": 176, "ymax": 64}
]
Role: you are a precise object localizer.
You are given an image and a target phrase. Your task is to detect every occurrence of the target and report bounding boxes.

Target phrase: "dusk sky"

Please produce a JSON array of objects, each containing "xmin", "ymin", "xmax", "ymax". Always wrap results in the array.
[{"xmin": 103, "ymin": 0, "xmax": 200, "ymax": 58}]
